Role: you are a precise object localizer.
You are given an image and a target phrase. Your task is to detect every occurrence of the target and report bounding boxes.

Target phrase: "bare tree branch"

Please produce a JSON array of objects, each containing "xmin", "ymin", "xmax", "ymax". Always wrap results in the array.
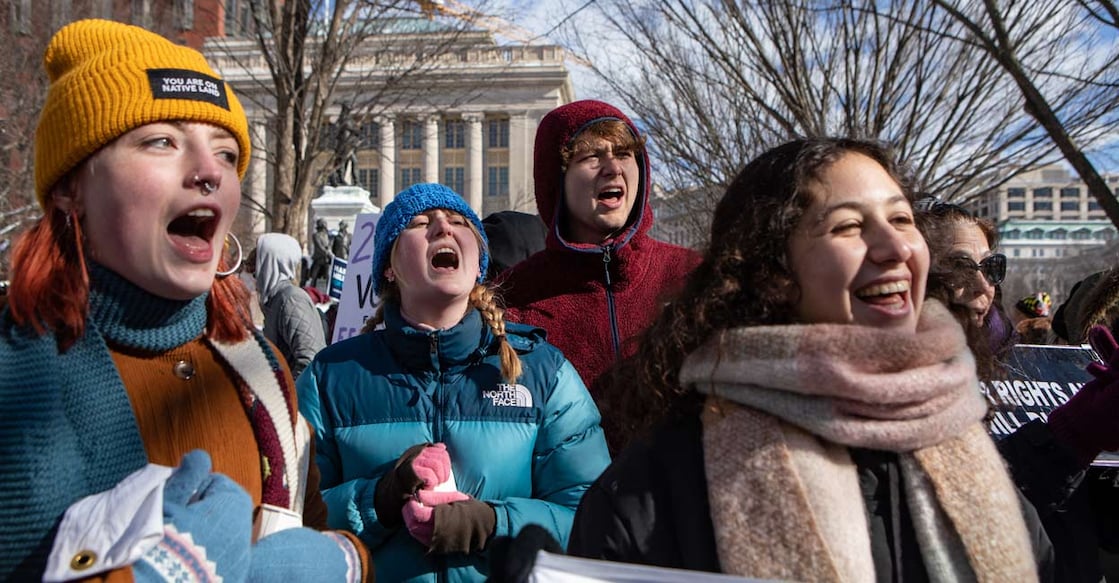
[
  {"xmin": 557, "ymin": 0, "xmax": 1118, "ymax": 239},
  {"xmin": 207, "ymin": 0, "xmax": 494, "ymax": 245},
  {"xmin": 932, "ymin": 0, "xmax": 1119, "ymax": 227}
]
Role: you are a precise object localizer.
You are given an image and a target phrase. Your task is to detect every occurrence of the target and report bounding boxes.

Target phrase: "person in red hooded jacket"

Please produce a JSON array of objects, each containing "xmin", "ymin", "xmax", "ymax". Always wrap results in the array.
[{"xmin": 497, "ymin": 100, "xmax": 700, "ymax": 412}]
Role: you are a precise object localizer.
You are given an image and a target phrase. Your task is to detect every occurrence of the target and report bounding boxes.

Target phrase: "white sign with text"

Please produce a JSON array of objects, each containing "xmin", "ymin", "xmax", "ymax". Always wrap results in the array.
[{"xmin": 331, "ymin": 212, "xmax": 381, "ymax": 344}]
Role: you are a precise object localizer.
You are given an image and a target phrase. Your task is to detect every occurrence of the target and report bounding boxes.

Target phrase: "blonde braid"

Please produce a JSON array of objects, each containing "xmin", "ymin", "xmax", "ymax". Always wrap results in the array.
[
  {"xmin": 360, "ymin": 283, "xmax": 399, "ymax": 334},
  {"xmin": 470, "ymin": 283, "xmax": 522, "ymax": 383}
]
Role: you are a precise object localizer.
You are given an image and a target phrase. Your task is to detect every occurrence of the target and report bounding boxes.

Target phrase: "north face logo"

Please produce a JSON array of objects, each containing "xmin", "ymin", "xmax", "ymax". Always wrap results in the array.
[{"xmin": 482, "ymin": 383, "xmax": 533, "ymax": 407}]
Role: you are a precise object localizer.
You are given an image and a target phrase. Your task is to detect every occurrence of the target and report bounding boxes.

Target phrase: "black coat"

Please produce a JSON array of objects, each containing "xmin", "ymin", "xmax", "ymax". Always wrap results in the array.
[
  {"xmin": 999, "ymin": 419, "xmax": 1119, "ymax": 582},
  {"xmin": 569, "ymin": 411, "xmax": 1054, "ymax": 582}
]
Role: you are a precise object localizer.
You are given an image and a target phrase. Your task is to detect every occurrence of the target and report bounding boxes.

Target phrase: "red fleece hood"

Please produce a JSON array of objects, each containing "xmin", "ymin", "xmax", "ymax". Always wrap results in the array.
[{"xmin": 533, "ymin": 100, "xmax": 653, "ymax": 250}]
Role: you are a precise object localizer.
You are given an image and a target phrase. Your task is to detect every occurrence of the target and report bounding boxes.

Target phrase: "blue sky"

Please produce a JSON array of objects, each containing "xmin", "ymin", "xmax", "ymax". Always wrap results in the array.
[{"xmin": 487, "ymin": 0, "xmax": 1119, "ymax": 173}]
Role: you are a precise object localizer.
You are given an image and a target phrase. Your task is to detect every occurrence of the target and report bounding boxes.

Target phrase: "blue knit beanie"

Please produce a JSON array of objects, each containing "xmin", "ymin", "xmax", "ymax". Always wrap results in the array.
[{"xmin": 372, "ymin": 183, "xmax": 489, "ymax": 295}]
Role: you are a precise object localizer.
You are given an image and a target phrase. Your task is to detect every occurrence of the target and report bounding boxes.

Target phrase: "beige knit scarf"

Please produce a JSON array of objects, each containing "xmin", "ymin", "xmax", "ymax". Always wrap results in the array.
[{"xmin": 679, "ymin": 300, "xmax": 1038, "ymax": 583}]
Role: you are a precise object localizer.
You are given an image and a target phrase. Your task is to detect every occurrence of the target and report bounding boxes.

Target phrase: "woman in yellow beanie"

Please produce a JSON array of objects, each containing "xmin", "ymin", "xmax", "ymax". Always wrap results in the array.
[{"xmin": 0, "ymin": 20, "xmax": 370, "ymax": 582}]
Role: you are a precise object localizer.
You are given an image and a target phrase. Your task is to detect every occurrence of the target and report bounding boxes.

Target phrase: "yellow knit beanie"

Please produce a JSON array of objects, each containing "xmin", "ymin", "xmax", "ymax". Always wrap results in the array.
[{"xmin": 34, "ymin": 19, "xmax": 250, "ymax": 208}]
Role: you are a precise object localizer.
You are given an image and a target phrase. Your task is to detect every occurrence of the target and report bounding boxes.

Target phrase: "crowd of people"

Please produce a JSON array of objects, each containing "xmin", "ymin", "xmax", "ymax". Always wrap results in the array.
[{"xmin": 3, "ymin": 18, "xmax": 1119, "ymax": 583}]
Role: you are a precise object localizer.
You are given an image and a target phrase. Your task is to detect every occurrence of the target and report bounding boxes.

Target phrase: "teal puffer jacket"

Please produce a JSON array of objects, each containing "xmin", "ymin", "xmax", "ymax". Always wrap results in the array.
[{"xmin": 296, "ymin": 304, "xmax": 611, "ymax": 583}]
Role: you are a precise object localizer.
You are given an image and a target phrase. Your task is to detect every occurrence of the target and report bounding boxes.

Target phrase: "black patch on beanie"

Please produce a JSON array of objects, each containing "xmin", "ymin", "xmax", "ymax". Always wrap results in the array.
[{"xmin": 147, "ymin": 68, "xmax": 230, "ymax": 110}]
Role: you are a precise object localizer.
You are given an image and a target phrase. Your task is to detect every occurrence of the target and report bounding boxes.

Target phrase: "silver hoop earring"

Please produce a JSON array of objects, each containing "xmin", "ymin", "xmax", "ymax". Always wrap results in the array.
[{"xmin": 215, "ymin": 232, "xmax": 243, "ymax": 278}]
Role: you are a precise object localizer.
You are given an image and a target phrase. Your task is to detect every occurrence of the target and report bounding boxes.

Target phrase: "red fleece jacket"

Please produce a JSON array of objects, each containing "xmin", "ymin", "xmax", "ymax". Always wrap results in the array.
[{"xmin": 497, "ymin": 100, "xmax": 700, "ymax": 399}]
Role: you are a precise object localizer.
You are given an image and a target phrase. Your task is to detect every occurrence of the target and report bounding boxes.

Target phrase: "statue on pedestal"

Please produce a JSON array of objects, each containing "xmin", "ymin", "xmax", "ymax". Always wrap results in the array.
[
  {"xmin": 328, "ymin": 103, "xmax": 359, "ymax": 187},
  {"xmin": 332, "ymin": 220, "xmax": 352, "ymax": 260},
  {"xmin": 304, "ymin": 218, "xmax": 333, "ymax": 288}
]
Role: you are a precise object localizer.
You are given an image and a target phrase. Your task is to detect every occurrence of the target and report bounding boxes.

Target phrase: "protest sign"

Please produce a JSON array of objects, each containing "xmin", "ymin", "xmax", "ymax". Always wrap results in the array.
[
  {"xmin": 983, "ymin": 344, "xmax": 1118, "ymax": 466},
  {"xmin": 328, "ymin": 256, "xmax": 346, "ymax": 301},
  {"xmin": 331, "ymin": 212, "xmax": 380, "ymax": 344}
]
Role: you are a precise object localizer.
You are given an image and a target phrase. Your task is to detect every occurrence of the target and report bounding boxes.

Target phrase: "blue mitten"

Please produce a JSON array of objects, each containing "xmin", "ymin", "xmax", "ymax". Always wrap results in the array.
[
  {"xmin": 134, "ymin": 450, "xmax": 253, "ymax": 583},
  {"xmin": 249, "ymin": 528, "xmax": 361, "ymax": 583}
]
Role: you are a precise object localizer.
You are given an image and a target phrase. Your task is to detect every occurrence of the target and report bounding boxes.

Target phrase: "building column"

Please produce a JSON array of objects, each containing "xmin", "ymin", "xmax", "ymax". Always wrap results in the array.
[
  {"xmin": 378, "ymin": 115, "xmax": 396, "ymax": 207},
  {"xmin": 247, "ymin": 118, "xmax": 268, "ymax": 235},
  {"xmin": 423, "ymin": 115, "xmax": 439, "ymax": 184},
  {"xmin": 464, "ymin": 112, "xmax": 485, "ymax": 215},
  {"xmin": 509, "ymin": 111, "xmax": 533, "ymax": 212}
]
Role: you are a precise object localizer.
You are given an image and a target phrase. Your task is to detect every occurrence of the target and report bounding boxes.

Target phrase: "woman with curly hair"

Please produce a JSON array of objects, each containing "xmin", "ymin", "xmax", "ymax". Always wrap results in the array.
[{"xmin": 569, "ymin": 137, "xmax": 1052, "ymax": 581}]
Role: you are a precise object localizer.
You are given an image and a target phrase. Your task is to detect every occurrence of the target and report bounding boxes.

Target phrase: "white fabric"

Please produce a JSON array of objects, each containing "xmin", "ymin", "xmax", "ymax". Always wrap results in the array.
[
  {"xmin": 43, "ymin": 463, "xmax": 173, "ymax": 582},
  {"xmin": 295, "ymin": 413, "xmax": 312, "ymax": 515},
  {"xmin": 529, "ymin": 551, "xmax": 763, "ymax": 582},
  {"xmin": 254, "ymin": 504, "xmax": 304, "ymax": 541},
  {"xmin": 254, "ymin": 233, "xmax": 304, "ymax": 306},
  {"xmin": 209, "ymin": 335, "xmax": 304, "ymax": 513}
]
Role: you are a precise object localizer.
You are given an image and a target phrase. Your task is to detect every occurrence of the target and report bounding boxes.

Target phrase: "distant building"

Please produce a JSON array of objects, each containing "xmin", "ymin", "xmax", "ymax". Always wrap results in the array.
[
  {"xmin": 967, "ymin": 164, "xmax": 1114, "ymax": 219},
  {"xmin": 205, "ymin": 19, "xmax": 573, "ymax": 235},
  {"xmin": 3, "ymin": 2, "xmax": 571, "ymax": 238},
  {"xmin": 963, "ymin": 163, "xmax": 1119, "ymax": 262},
  {"xmin": 993, "ymin": 220, "xmax": 1116, "ymax": 261},
  {"xmin": 648, "ymin": 184, "xmax": 720, "ymax": 250},
  {"xmin": 964, "ymin": 164, "xmax": 1119, "ymax": 310}
]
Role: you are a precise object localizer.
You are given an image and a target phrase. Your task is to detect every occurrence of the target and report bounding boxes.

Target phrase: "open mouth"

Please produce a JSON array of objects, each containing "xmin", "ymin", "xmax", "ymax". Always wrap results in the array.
[
  {"xmin": 597, "ymin": 188, "xmax": 623, "ymax": 202},
  {"xmin": 431, "ymin": 247, "xmax": 460, "ymax": 270},
  {"xmin": 854, "ymin": 280, "xmax": 910, "ymax": 307},
  {"xmin": 168, "ymin": 208, "xmax": 219, "ymax": 245}
]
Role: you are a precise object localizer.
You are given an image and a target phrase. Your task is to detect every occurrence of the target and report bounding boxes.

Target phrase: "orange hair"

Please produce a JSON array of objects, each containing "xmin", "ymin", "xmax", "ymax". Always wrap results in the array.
[
  {"xmin": 8, "ymin": 208, "xmax": 89, "ymax": 350},
  {"xmin": 559, "ymin": 119, "xmax": 647, "ymax": 170},
  {"xmin": 8, "ymin": 201, "xmax": 251, "ymax": 351}
]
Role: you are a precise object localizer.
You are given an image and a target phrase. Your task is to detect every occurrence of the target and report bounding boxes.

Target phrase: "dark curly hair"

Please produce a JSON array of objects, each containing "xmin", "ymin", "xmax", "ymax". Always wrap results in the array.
[{"xmin": 598, "ymin": 137, "xmax": 916, "ymax": 451}]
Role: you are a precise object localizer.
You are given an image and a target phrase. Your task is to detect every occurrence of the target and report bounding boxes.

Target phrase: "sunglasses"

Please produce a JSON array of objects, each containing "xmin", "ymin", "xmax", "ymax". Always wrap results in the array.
[
  {"xmin": 950, "ymin": 253, "xmax": 1007, "ymax": 286},
  {"xmin": 914, "ymin": 196, "xmax": 972, "ymax": 216}
]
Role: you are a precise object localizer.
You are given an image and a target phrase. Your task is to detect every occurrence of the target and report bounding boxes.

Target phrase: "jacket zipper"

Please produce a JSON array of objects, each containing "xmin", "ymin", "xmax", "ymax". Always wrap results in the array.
[
  {"xmin": 429, "ymin": 332, "xmax": 449, "ymax": 582},
  {"xmin": 602, "ymin": 244, "xmax": 621, "ymax": 357},
  {"xmin": 430, "ymin": 333, "xmax": 444, "ymax": 444}
]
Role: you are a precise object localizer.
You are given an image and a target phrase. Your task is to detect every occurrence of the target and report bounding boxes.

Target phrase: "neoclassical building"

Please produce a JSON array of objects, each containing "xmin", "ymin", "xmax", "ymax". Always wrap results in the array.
[{"xmin": 203, "ymin": 19, "xmax": 574, "ymax": 233}]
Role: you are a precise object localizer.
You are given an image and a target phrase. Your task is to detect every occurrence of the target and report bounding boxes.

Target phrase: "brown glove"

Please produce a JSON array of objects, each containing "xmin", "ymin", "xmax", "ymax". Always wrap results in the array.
[
  {"xmin": 431, "ymin": 498, "xmax": 496, "ymax": 554},
  {"xmin": 374, "ymin": 443, "xmax": 449, "ymax": 528}
]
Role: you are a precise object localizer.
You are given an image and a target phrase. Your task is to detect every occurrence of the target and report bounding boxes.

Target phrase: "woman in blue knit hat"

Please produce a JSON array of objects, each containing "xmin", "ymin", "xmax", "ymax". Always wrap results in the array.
[{"xmin": 296, "ymin": 183, "xmax": 611, "ymax": 582}]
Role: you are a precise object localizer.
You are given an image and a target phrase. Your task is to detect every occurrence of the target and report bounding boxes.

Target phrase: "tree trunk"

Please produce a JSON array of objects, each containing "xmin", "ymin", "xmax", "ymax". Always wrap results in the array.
[{"xmin": 933, "ymin": 0, "xmax": 1119, "ymax": 228}]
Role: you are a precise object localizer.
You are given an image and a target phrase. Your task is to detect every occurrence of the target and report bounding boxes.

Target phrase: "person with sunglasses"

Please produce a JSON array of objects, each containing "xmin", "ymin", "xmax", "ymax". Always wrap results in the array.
[
  {"xmin": 915, "ymin": 198, "xmax": 1006, "ymax": 323},
  {"xmin": 917, "ymin": 198, "xmax": 1119, "ymax": 583}
]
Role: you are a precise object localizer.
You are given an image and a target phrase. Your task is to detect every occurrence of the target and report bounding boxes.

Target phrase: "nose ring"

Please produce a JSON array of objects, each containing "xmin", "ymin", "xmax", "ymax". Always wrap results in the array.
[{"xmin": 194, "ymin": 174, "xmax": 217, "ymax": 194}]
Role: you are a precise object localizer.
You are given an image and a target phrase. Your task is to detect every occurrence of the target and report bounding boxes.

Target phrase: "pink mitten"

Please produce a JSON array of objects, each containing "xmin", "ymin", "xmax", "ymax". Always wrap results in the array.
[
  {"xmin": 402, "ymin": 490, "xmax": 470, "ymax": 547},
  {"xmin": 411, "ymin": 443, "xmax": 452, "ymax": 490}
]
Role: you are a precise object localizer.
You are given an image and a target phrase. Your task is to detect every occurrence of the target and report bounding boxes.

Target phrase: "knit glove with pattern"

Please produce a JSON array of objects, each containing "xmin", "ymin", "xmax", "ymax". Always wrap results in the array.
[{"xmin": 133, "ymin": 450, "xmax": 252, "ymax": 583}]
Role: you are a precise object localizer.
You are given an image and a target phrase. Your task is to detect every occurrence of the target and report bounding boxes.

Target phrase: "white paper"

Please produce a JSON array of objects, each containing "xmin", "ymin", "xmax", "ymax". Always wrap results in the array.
[{"xmin": 529, "ymin": 551, "xmax": 770, "ymax": 583}]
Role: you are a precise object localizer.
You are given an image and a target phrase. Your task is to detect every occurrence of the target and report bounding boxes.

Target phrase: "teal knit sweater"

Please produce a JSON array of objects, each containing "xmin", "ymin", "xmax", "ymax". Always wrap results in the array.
[{"xmin": 0, "ymin": 264, "xmax": 208, "ymax": 579}]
